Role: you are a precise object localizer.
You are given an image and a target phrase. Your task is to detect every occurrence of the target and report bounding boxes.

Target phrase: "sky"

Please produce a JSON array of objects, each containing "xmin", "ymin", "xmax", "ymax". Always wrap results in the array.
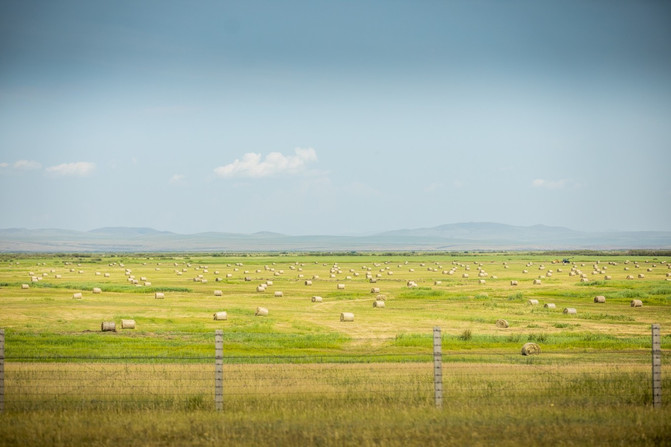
[{"xmin": 1, "ymin": 0, "xmax": 670, "ymax": 235}]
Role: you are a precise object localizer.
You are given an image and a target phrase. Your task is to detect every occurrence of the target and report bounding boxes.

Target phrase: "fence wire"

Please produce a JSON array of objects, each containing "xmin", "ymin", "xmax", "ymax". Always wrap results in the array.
[{"xmin": 2, "ymin": 341, "xmax": 668, "ymax": 412}]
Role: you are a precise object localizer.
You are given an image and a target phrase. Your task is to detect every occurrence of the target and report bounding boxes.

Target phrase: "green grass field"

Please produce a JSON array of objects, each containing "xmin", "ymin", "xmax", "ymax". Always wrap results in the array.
[{"xmin": 0, "ymin": 252, "xmax": 670, "ymax": 445}]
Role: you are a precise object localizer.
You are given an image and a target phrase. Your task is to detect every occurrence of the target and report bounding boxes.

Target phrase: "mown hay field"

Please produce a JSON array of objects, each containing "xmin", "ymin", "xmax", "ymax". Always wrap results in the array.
[
  {"xmin": 1, "ymin": 252, "xmax": 670, "ymax": 355},
  {"xmin": 1, "ymin": 252, "xmax": 670, "ymax": 446}
]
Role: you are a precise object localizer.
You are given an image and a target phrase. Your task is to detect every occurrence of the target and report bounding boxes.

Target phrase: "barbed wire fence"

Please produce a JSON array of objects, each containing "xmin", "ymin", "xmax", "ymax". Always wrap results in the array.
[{"xmin": 0, "ymin": 326, "xmax": 665, "ymax": 412}]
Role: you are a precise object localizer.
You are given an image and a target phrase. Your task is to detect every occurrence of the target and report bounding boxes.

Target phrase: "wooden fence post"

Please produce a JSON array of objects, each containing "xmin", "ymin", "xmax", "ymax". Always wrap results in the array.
[
  {"xmin": 0, "ymin": 329, "xmax": 4, "ymax": 413},
  {"xmin": 215, "ymin": 330, "xmax": 223, "ymax": 411},
  {"xmin": 652, "ymin": 324, "xmax": 661, "ymax": 408},
  {"xmin": 433, "ymin": 327, "xmax": 443, "ymax": 408}
]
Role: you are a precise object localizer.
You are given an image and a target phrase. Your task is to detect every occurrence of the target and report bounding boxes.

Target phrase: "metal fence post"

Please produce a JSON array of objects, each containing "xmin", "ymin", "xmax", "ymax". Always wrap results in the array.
[
  {"xmin": 433, "ymin": 327, "xmax": 442, "ymax": 408},
  {"xmin": 0, "ymin": 329, "xmax": 4, "ymax": 413},
  {"xmin": 215, "ymin": 330, "xmax": 223, "ymax": 411},
  {"xmin": 652, "ymin": 324, "xmax": 661, "ymax": 408}
]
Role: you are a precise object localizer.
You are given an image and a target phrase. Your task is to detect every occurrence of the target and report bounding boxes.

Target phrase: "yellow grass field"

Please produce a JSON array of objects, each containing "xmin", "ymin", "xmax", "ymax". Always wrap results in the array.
[{"xmin": 0, "ymin": 252, "xmax": 670, "ymax": 445}]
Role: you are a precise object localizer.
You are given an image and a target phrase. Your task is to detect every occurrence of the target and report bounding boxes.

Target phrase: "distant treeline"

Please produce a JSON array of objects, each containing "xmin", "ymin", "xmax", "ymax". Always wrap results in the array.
[{"xmin": 2, "ymin": 249, "xmax": 670, "ymax": 262}]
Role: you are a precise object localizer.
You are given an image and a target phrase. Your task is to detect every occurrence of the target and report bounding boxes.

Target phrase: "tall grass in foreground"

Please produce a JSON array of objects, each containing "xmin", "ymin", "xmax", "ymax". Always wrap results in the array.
[{"xmin": 1, "ymin": 360, "xmax": 670, "ymax": 446}]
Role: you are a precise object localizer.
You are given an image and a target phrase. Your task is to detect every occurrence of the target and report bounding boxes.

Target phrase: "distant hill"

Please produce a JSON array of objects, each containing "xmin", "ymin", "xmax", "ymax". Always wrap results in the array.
[
  {"xmin": 0, "ymin": 223, "xmax": 669, "ymax": 252},
  {"xmin": 87, "ymin": 227, "xmax": 175, "ymax": 236},
  {"xmin": 379, "ymin": 222, "xmax": 580, "ymax": 241}
]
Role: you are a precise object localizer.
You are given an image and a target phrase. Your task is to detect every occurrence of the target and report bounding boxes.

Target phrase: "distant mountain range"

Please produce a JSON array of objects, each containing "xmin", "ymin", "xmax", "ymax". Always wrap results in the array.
[{"xmin": 0, "ymin": 223, "xmax": 670, "ymax": 252}]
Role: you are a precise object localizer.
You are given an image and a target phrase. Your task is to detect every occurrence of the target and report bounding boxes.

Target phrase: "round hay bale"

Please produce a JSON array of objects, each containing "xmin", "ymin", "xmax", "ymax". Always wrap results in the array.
[
  {"xmin": 255, "ymin": 306, "xmax": 269, "ymax": 316},
  {"xmin": 266, "ymin": 280, "xmax": 273, "ymax": 286},
  {"xmin": 304, "ymin": 280, "xmax": 312, "ymax": 286},
  {"xmin": 544, "ymin": 303, "xmax": 556, "ymax": 309},
  {"xmin": 92, "ymin": 287, "xmax": 102, "ymax": 294},
  {"xmin": 496, "ymin": 319, "xmax": 509, "ymax": 328},
  {"xmin": 478, "ymin": 279, "xmax": 486, "ymax": 285},
  {"xmin": 214, "ymin": 290, "xmax": 223, "ymax": 297},
  {"xmin": 155, "ymin": 292, "xmax": 165, "ymax": 299},
  {"xmin": 563, "ymin": 307, "xmax": 577, "ymax": 314},
  {"xmin": 104, "ymin": 273, "xmax": 110, "ymax": 277},
  {"xmin": 311, "ymin": 296, "xmax": 323, "ymax": 302},
  {"xmin": 533, "ymin": 279, "xmax": 542, "ymax": 285},
  {"xmin": 73, "ymin": 292, "xmax": 83, "ymax": 299},
  {"xmin": 337, "ymin": 284, "xmax": 345, "ymax": 290},
  {"xmin": 434, "ymin": 280, "xmax": 442, "ymax": 285},
  {"xmin": 626, "ymin": 275, "xmax": 634, "ymax": 279},
  {"xmin": 21, "ymin": 284, "xmax": 29, "ymax": 289},
  {"xmin": 527, "ymin": 299, "xmax": 539, "ymax": 305},
  {"xmin": 256, "ymin": 285, "xmax": 266, "ymax": 292},
  {"xmin": 462, "ymin": 273, "xmax": 469, "ymax": 278},
  {"xmin": 373, "ymin": 300, "xmax": 385, "ymax": 308},
  {"xmin": 371, "ymin": 287, "xmax": 381, "ymax": 293},
  {"xmin": 369, "ymin": 278, "xmax": 377, "ymax": 283},
  {"xmin": 121, "ymin": 319, "xmax": 136, "ymax": 329},
  {"xmin": 510, "ymin": 280, "xmax": 518, "ymax": 286},
  {"xmin": 274, "ymin": 291, "xmax": 283, "ymax": 297},
  {"xmin": 101, "ymin": 321, "xmax": 116, "ymax": 332},
  {"xmin": 638, "ymin": 274, "xmax": 645, "ymax": 278},
  {"xmin": 521, "ymin": 342, "xmax": 541, "ymax": 356},
  {"xmin": 631, "ymin": 299, "xmax": 643, "ymax": 308},
  {"xmin": 594, "ymin": 295, "xmax": 606, "ymax": 303},
  {"xmin": 604, "ymin": 275, "xmax": 612, "ymax": 280},
  {"xmin": 213, "ymin": 311, "xmax": 228, "ymax": 320},
  {"xmin": 340, "ymin": 312, "xmax": 354, "ymax": 322}
]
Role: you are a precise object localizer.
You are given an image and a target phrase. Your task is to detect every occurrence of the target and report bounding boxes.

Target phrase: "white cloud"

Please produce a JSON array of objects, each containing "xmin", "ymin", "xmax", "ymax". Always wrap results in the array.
[
  {"xmin": 13, "ymin": 160, "xmax": 42, "ymax": 170},
  {"xmin": 45, "ymin": 162, "xmax": 96, "ymax": 177},
  {"xmin": 214, "ymin": 147, "xmax": 317, "ymax": 178},
  {"xmin": 0, "ymin": 162, "xmax": 8, "ymax": 168},
  {"xmin": 169, "ymin": 174, "xmax": 186, "ymax": 184},
  {"xmin": 532, "ymin": 178, "xmax": 576, "ymax": 190}
]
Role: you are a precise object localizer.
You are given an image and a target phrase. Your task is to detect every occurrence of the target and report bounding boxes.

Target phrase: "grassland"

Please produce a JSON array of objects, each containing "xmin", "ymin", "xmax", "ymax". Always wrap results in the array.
[{"xmin": 0, "ymin": 252, "xmax": 670, "ymax": 445}]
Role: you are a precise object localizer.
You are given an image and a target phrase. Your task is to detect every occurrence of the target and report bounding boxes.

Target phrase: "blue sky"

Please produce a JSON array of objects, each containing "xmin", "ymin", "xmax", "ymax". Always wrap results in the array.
[{"xmin": 1, "ymin": 0, "xmax": 670, "ymax": 235}]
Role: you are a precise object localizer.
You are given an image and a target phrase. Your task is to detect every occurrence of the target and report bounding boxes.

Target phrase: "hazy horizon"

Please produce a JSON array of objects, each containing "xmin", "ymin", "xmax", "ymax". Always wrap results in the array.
[
  {"xmin": 2, "ymin": 221, "xmax": 670, "ymax": 238},
  {"xmin": 2, "ymin": 1, "xmax": 670, "ymax": 235}
]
